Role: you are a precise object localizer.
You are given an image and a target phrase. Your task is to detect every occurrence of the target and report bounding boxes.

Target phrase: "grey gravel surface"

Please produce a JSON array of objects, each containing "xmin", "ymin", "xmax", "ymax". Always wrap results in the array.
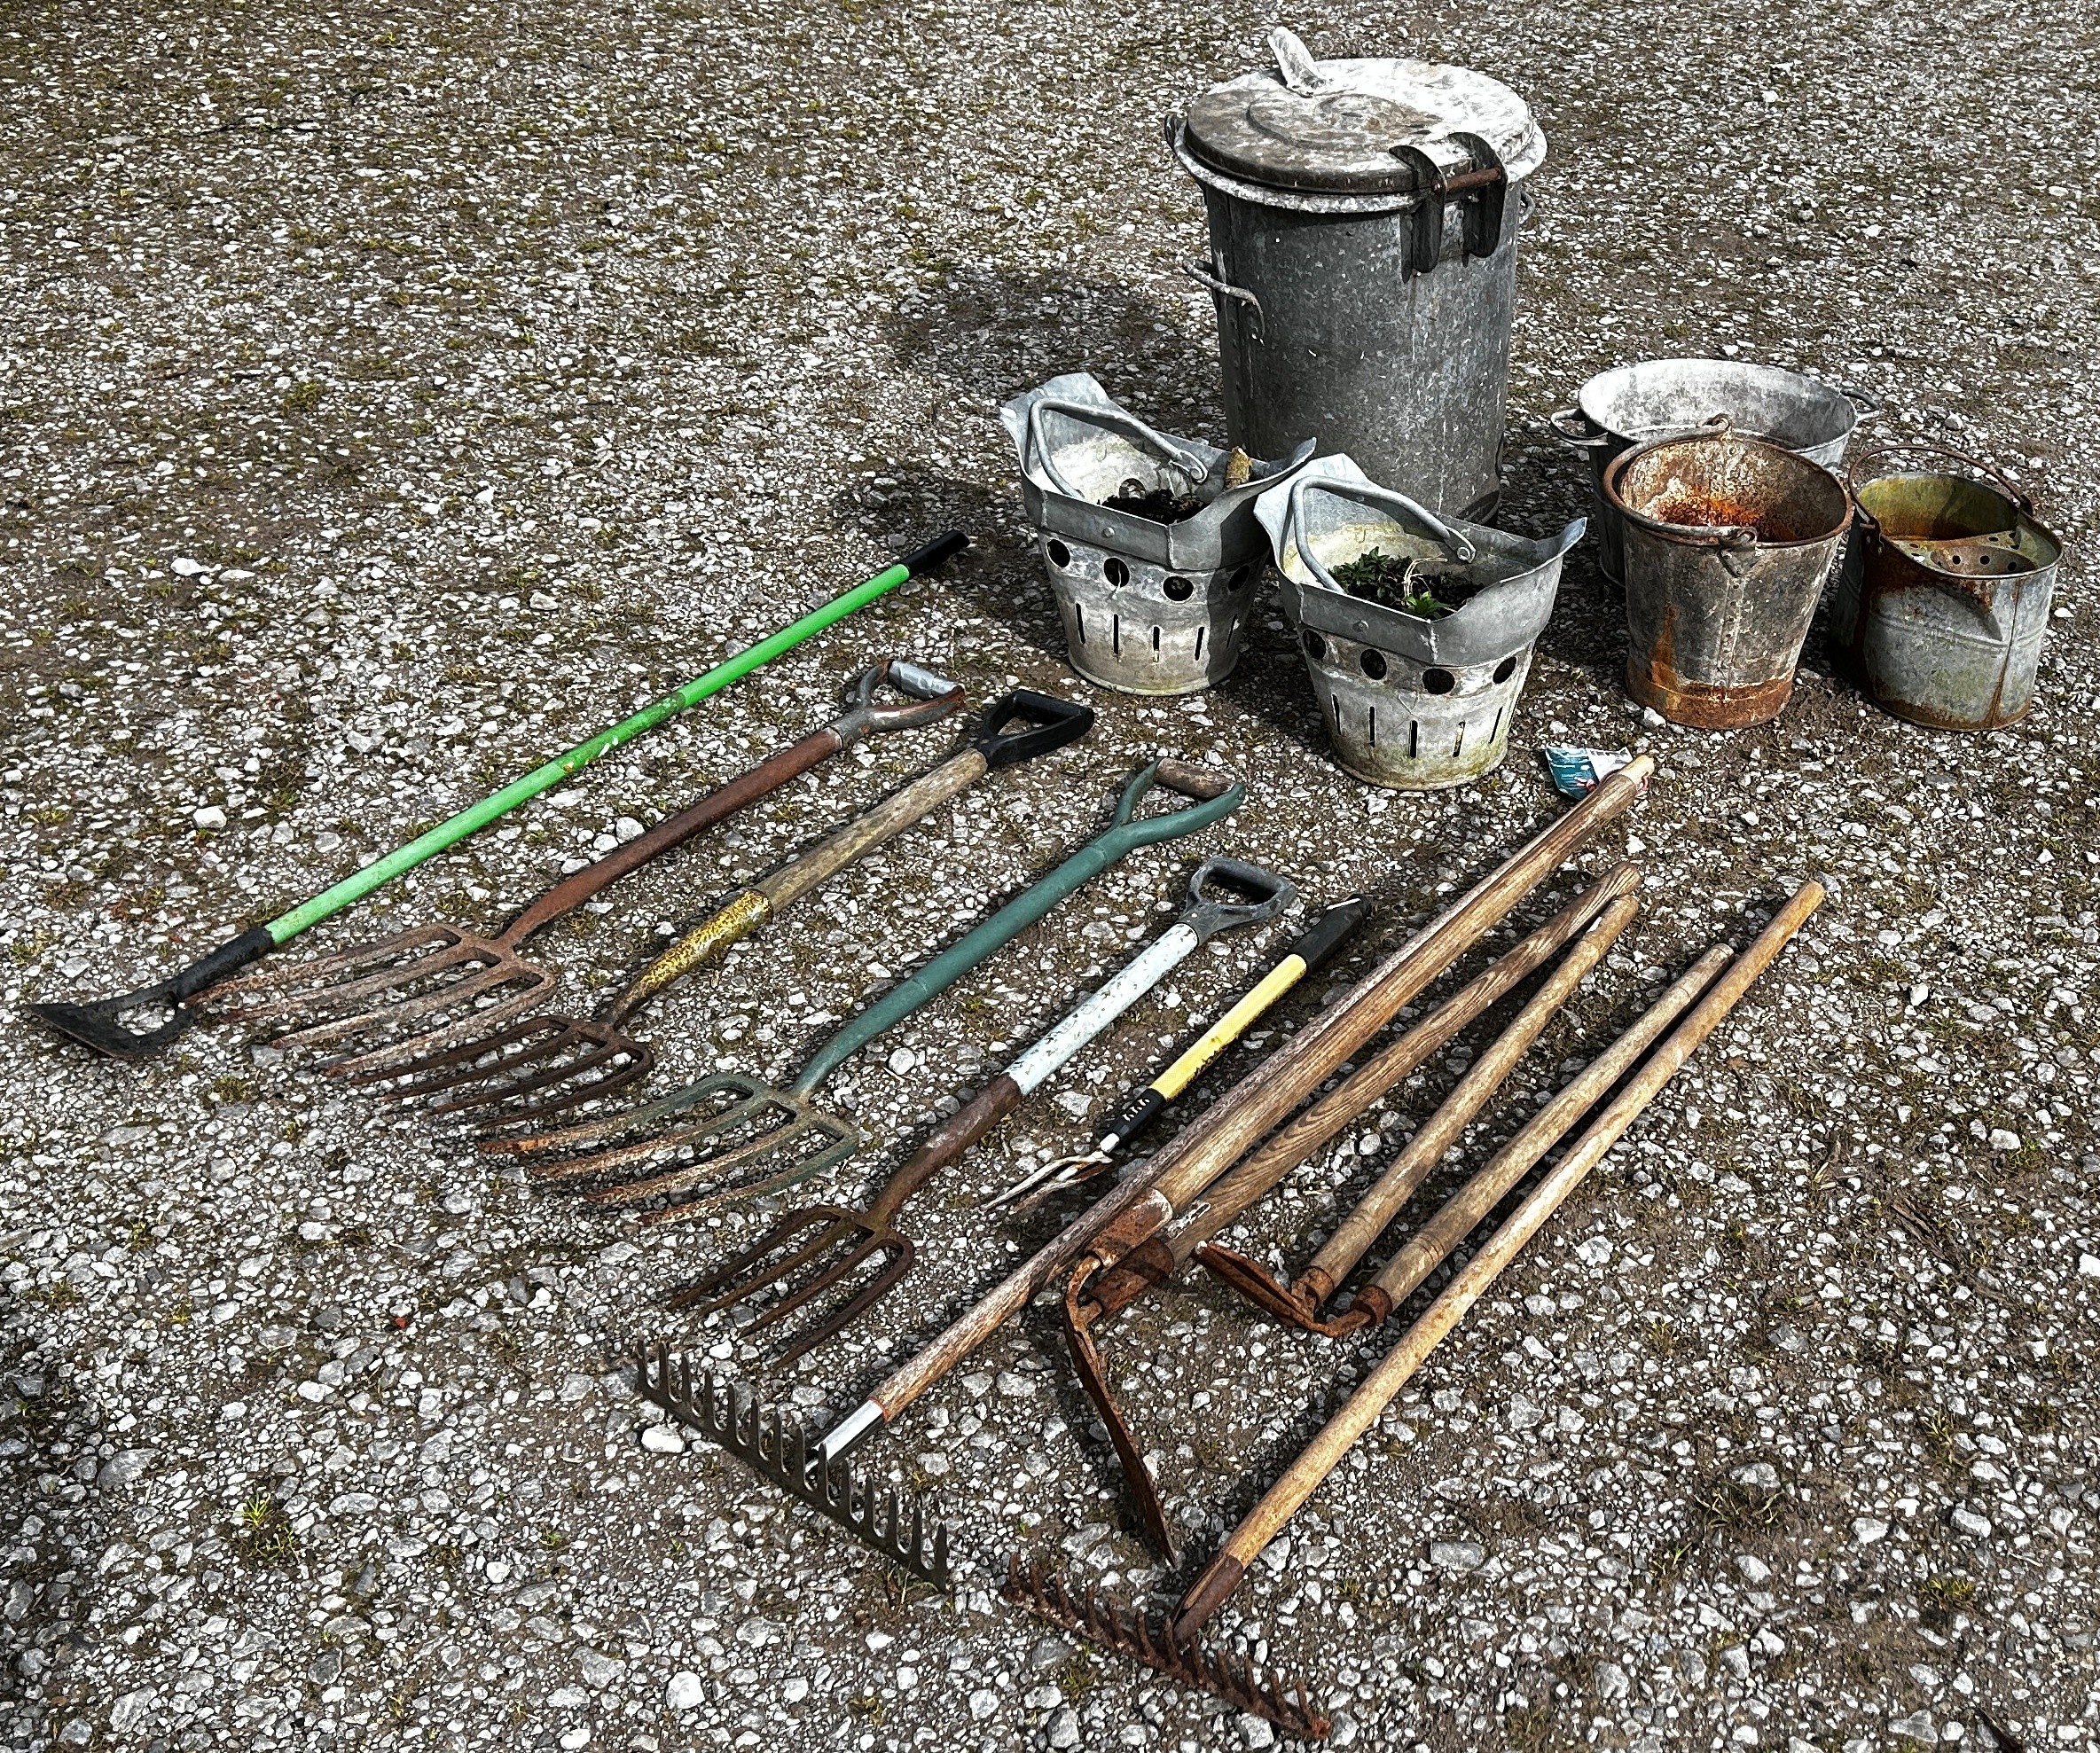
[{"xmin": 3, "ymin": 3, "xmax": 2097, "ymax": 1751}]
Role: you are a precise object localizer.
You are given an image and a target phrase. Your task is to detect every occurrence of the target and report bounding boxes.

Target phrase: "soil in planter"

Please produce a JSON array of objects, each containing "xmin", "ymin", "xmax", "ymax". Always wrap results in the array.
[
  {"xmin": 1328, "ymin": 547, "xmax": 1475, "ymax": 619},
  {"xmin": 1101, "ymin": 476, "xmax": 1205, "ymax": 524}
]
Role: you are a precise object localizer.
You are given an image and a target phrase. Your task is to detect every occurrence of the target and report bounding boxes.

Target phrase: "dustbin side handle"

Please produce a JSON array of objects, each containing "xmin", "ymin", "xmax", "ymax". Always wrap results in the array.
[{"xmin": 1183, "ymin": 259, "xmax": 1265, "ymax": 342}]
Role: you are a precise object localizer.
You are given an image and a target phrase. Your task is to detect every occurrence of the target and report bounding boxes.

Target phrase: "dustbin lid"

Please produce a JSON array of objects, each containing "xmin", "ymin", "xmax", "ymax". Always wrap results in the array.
[{"xmin": 1183, "ymin": 31, "xmax": 1545, "ymax": 196}]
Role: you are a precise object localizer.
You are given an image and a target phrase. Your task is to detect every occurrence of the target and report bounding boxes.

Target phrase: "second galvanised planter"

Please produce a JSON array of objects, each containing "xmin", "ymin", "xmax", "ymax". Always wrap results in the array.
[
  {"xmin": 1606, "ymin": 421, "xmax": 1853, "ymax": 729},
  {"xmin": 1001, "ymin": 372, "xmax": 1312, "ymax": 695},
  {"xmin": 1257, "ymin": 456, "xmax": 1581, "ymax": 789}
]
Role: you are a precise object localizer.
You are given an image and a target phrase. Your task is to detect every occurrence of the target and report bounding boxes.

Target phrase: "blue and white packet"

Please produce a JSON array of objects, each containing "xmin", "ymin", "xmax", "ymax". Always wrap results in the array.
[{"xmin": 1540, "ymin": 745, "xmax": 1635, "ymax": 798}]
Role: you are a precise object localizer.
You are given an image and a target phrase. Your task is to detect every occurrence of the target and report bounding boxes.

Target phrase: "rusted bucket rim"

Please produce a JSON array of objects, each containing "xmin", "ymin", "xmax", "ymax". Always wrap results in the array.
[{"xmin": 1603, "ymin": 421, "xmax": 1851, "ymax": 552}]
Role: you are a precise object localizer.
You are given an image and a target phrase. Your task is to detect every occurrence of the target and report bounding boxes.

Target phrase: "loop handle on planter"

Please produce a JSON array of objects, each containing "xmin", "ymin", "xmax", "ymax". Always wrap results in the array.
[
  {"xmin": 1023, "ymin": 397, "xmax": 1213, "ymax": 502},
  {"xmin": 1183, "ymin": 259, "xmax": 1264, "ymax": 341},
  {"xmin": 1285, "ymin": 473, "xmax": 1477, "ymax": 599},
  {"xmin": 1847, "ymin": 437, "xmax": 2033, "ymax": 522}
]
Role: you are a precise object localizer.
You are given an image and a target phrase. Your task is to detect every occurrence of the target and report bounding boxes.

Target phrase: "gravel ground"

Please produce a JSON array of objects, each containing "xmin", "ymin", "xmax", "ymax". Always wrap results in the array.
[{"xmin": 4, "ymin": 3, "xmax": 2096, "ymax": 1750}]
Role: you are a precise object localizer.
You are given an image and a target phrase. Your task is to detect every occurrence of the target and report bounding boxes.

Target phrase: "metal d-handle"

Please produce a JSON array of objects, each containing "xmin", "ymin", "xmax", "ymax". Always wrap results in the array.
[
  {"xmin": 835, "ymin": 658, "xmax": 968, "ymax": 742},
  {"xmin": 1548, "ymin": 406, "xmax": 1610, "ymax": 448},
  {"xmin": 1286, "ymin": 473, "xmax": 1477, "ymax": 597},
  {"xmin": 1182, "ymin": 261, "xmax": 1264, "ymax": 342},
  {"xmin": 1023, "ymin": 397, "xmax": 1212, "ymax": 503}
]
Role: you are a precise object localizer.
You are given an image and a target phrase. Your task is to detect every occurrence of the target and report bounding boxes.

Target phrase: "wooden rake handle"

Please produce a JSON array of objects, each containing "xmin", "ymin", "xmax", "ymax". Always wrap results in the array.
[{"xmin": 1171, "ymin": 880, "xmax": 1823, "ymax": 1642}]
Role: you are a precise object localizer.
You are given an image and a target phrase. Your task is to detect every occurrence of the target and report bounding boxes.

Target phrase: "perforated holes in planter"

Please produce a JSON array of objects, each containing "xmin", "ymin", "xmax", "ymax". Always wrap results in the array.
[
  {"xmin": 1257, "ymin": 455, "xmax": 1583, "ymax": 790},
  {"xmin": 1000, "ymin": 372, "xmax": 1312, "ymax": 696}
]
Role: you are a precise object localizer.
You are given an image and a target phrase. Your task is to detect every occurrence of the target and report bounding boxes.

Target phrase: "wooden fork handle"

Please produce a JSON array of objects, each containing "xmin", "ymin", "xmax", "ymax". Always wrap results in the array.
[
  {"xmin": 866, "ymin": 1074, "xmax": 1023, "ymax": 1225},
  {"xmin": 496, "ymin": 724, "xmax": 845, "ymax": 945}
]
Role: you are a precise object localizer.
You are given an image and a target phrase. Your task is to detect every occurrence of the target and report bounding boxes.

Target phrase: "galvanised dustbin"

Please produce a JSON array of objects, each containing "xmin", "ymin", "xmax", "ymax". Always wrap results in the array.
[{"xmin": 1169, "ymin": 28, "xmax": 1547, "ymax": 521}]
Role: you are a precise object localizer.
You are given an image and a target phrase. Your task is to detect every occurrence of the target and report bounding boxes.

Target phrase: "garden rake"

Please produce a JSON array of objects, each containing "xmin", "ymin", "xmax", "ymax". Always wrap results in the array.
[
  {"xmin": 665, "ymin": 856, "xmax": 1294, "ymax": 1366},
  {"xmin": 31, "ymin": 534, "xmax": 968, "ymax": 1059},
  {"xmin": 344, "ymin": 689, "xmax": 1092, "ymax": 1122},
  {"xmin": 192, "ymin": 661, "xmax": 965, "ymax": 1072},
  {"xmin": 495, "ymin": 760, "xmax": 1244, "ymax": 1216}
]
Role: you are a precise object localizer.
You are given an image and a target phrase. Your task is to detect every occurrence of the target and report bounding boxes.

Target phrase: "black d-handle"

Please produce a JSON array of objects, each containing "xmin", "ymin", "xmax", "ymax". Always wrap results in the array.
[
  {"xmin": 970, "ymin": 689, "xmax": 1096, "ymax": 770},
  {"xmin": 1182, "ymin": 857, "xmax": 1297, "ymax": 943}
]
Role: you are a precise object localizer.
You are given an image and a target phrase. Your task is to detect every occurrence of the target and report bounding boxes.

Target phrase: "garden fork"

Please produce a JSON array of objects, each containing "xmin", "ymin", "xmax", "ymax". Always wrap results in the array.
[
  {"xmin": 194, "ymin": 661, "xmax": 964, "ymax": 1073},
  {"xmin": 495, "ymin": 760, "xmax": 1244, "ymax": 1215},
  {"xmin": 666, "ymin": 856, "xmax": 1294, "ymax": 1365}
]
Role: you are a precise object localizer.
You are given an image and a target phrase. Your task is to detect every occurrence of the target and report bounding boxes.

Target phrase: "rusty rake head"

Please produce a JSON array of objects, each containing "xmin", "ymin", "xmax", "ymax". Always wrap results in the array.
[
  {"xmin": 192, "ymin": 924, "xmax": 558, "ymax": 1075},
  {"xmin": 665, "ymin": 1204, "xmax": 913, "ymax": 1367},
  {"xmin": 339, "ymin": 1008, "xmax": 655, "ymax": 1125},
  {"xmin": 1000, "ymin": 1554, "xmax": 1329, "ymax": 1740},
  {"xmin": 485, "ymin": 1071, "xmax": 864, "ymax": 1217},
  {"xmin": 634, "ymin": 1340, "xmax": 951, "ymax": 1587}
]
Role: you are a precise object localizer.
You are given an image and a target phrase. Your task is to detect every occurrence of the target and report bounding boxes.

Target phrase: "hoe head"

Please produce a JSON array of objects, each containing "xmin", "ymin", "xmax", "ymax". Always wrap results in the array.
[
  {"xmin": 666, "ymin": 1203, "xmax": 914, "ymax": 1367},
  {"xmin": 485, "ymin": 1071, "xmax": 864, "ymax": 1217},
  {"xmin": 337, "ymin": 1009, "xmax": 655, "ymax": 1127},
  {"xmin": 1001, "ymin": 1555, "xmax": 1329, "ymax": 1740},
  {"xmin": 192, "ymin": 924, "xmax": 557, "ymax": 1073}
]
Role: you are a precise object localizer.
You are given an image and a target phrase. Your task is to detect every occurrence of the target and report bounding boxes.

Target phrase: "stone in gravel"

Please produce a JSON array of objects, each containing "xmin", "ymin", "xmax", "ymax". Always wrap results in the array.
[
  {"xmin": 640, "ymin": 1424, "xmax": 685, "ymax": 1453},
  {"xmin": 192, "ymin": 805, "xmax": 227, "ymax": 830},
  {"xmin": 1853, "ymin": 1517, "xmax": 1891, "ymax": 1544},
  {"xmin": 1239, "ymin": 1715, "xmax": 1276, "ymax": 1749},
  {"xmin": 665, "ymin": 1672, "xmax": 705, "ymax": 1712},
  {"xmin": 1949, "ymin": 1506, "xmax": 1993, "ymax": 1537},
  {"xmin": 1048, "ymin": 1707, "xmax": 1081, "ymax": 1749},
  {"xmin": 95, "ymin": 1449, "xmax": 152, "ymax": 1490},
  {"xmin": 1430, "ymin": 1541, "xmax": 1487, "ymax": 1572}
]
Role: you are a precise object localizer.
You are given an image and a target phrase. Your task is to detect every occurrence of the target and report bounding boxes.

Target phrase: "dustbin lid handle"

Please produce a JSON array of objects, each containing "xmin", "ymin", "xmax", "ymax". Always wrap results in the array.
[
  {"xmin": 1268, "ymin": 27, "xmax": 1336, "ymax": 95},
  {"xmin": 1023, "ymin": 396, "xmax": 1213, "ymax": 502},
  {"xmin": 1284, "ymin": 473, "xmax": 1477, "ymax": 596}
]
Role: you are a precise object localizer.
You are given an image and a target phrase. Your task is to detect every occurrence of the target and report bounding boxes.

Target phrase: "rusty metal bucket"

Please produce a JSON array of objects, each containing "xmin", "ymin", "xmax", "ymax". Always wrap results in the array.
[
  {"xmin": 1605, "ymin": 421, "xmax": 1852, "ymax": 728},
  {"xmin": 999, "ymin": 373, "xmax": 1312, "ymax": 695},
  {"xmin": 1552, "ymin": 359, "xmax": 1874, "ymax": 584},
  {"xmin": 1830, "ymin": 442, "xmax": 2062, "ymax": 731},
  {"xmin": 1257, "ymin": 455, "xmax": 1581, "ymax": 788}
]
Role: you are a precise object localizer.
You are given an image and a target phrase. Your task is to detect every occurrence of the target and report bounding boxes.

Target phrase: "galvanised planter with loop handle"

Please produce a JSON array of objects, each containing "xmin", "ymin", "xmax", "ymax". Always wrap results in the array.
[
  {"xmin": 1258, "ymin": 455, "xmax": 1580, "ymax": 789},
  {"xmin": 1001, "ymin": 372, "xmax": 1312, "ymax": 695}
]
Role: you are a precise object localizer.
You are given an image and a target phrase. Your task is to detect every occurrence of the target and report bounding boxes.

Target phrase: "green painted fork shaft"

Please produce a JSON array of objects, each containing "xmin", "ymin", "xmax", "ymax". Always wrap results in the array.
[{"xmin": 264, "ymin": 545, "xmax": 952, "ymax": 944}]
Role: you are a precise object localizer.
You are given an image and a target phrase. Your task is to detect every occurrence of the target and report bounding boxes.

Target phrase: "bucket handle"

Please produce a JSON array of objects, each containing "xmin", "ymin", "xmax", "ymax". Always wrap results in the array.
[
  {"xmin": 1838, "ymin": 381, "xmax": 1884, "ymax": 420},
  {"xmin": 1847, "ymin": 436, "xmax": 2034, "ymax": 521},
  {"xmin": 1548, "ymin": 405, "xmax": 1611, "ymax": 448},
  {"xmin": 1285, "ymin": 474, "xmax": 1477, "ymax": 596},
  {"xmin": 1023, "ymin": 396, "xmax": 1213, "ymax": 503},
  {"xmin": 1183, "ymin": 259, "xmax": 1265, "ymax": 341}
]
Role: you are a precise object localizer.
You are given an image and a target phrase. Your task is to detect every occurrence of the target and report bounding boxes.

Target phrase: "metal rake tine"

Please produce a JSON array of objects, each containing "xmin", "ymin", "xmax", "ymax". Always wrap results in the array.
[
  {"xmin": 666, "ymin": 1208, "xmax": 857, "ymax": 1311},
  {"xmin": 632, "ymin": 1119, "xmax": 863, "ymax": 1225},
  {"xmin": 765, "ymin": 1238, "xmax": 916, "ymax": 1369},
  {"xmin": 482, "ymin": 1071, "xmax": 773, "ymax": 1159}
]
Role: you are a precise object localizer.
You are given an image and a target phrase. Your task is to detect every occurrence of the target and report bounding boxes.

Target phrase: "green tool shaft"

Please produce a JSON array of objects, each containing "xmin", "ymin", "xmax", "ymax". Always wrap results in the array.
[{"xmin": 264, "ymin": 557, "xmax": 928, "ymax": 944}]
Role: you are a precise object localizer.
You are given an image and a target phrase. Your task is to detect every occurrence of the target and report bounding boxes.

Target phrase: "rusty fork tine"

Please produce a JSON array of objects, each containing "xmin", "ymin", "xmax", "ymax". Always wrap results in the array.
[
  {"xmin": 763, "ymin": 1240, "xmax": 915, "ymax": 1369},
  {"xmin": 630, "ymin": 1117, "xmax": 860, "ymax": 1222},
  {"xmin": 740, "ymin": 1223, "xmax": 897, "ymax": 1334},
  {"xmin": 339, "ymin": 1009, "xmax": 581, "ymax": 1092},
  {"xmin": 669, "ymin": 1211, "xmax": 858, "ymax": 1312},
  {"xmin": 195, "ymin": 925, "xmax": 464, "ymax": 1018},
  {"xmin": 316, "ymin": 966, "xmax": 556, "ymax": 1072},
  {"xmin": 568, "ymin": 1099, "xmax": 807, "ymax": 1199}
]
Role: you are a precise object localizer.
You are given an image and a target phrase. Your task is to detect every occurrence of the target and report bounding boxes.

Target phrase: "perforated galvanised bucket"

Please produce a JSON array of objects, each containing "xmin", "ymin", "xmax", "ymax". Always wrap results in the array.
[
  {"xmin": 1000, "ymin": 373, "xmax": 1312, "ymax": 696},
  {"xmin": 1830, "ymin": 442, "xmax": 2063, "ymax": 731},
  {"xmin": 1257, "ymin": 455, "xmax": 1581, "ymax": 789},
  {"xmin": 1606, "ymin": 422, "xmax": 1851, "ymax": 729},
  {"xmin": 1170, "ymin": 30, "xmax": 1546, "ymax": 520},
  {"xmin": 1552, "ymin": 359, "xmax": 1875, "ymax": 584}
]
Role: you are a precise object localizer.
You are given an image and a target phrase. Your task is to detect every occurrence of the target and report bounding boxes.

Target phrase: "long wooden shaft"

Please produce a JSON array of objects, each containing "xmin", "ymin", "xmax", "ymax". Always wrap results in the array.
[
  {"xmin": 1170, "ymin": 880, "xmax": 1822, "ymax": 1640},
  {"xmin": 1298, "ymin": 888, "xmax": 1639, "ymax": 1300},
  {"xmin": 1140, "ymin": 757, "xmax": 1654, "ymax": 1219},
  {"xmin": 1165, "ymin": 863, "xmax": 1640, "ymax": 1266},
  {"xmin": 1357, "ymin": 941, "xmax": 1732, "ymax": 1319}
]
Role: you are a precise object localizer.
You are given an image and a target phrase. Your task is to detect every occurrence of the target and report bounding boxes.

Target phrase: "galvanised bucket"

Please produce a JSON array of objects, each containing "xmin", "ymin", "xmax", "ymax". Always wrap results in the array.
[
  {"xmin": 1606, "ymin": 421, "xmax": 1852, "ymax": 729},
  {"xmin": 1000, "ymin": 373, "xmax": 1312, "ymax": 696},
  {"xmin": 1830, "ymin": 442, "xmax": 2063, "ymax": 731},
  {"xmin": 1257, "ymin": 455, "xmax": 1581, "ymax": 789},
  {"xmin": 1553, "ymin": 359, "xmax": 1875, "ymax": 583},
  {"xmin": 1171, "ymin": 30, "xmax": 1547, "ymax": 521}
]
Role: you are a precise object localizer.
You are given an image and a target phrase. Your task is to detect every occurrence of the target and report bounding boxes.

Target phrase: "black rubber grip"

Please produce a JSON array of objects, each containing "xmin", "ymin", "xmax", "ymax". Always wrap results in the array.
[
  {"xmin": 1287, "ymin": 895, "xmax": 1371, "ymax": 978},
  {"xmin": 170, "ymin": 925, "xmax": 278, "ymax": 1002},
  {"xmin": 899, "ymin": 530, "xmax": 970, "ymax": 576},
  {"xmin": 1097, "ymin": 1086, "xmax": 1169, "ymax": 1153},
  {"xmin": 973, "ymin": 689, "xmax": 1095, "ymax": 770}
]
